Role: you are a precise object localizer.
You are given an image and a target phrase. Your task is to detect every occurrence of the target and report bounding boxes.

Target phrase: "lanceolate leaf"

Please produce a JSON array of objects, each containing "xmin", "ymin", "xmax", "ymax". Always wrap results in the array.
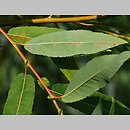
[
  {"xmin": 62, "ymin": 51, "xmax": 130, "ymax": 103},
  {"xmin": 24, "ymin": 30, "xmax": 127, "ymax": 57},
  {"xmin": 8, "ymin": 26, "xmax": 63, "ymax": 43},
  {"xmin": 51, "ymin": 84, "xmax": 130, "ymax": 114},
  {"xmin": 3, "ymin": 73, "xmax": 35, "ymax": 115}
]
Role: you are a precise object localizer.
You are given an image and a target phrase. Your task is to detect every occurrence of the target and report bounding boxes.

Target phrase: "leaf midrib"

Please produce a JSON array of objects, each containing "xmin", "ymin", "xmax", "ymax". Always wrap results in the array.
[
  {"xmin": 9, "ymin": 34, "xmax": 32, "ymax": 40},
  {"xmin": 16, "ymin": 74, "xmax": 26, "ymax": 115},
  {"xmin": 25, "ymin": 41, "xmax": 125, "ymax": 46},
  {"xmin": 63, "ymin": 68, "xmax": 105, "ymax": 98}
]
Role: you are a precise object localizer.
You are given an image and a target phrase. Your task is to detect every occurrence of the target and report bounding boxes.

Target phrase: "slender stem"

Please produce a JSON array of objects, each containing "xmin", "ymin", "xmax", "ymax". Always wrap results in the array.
[
  {"xmin": 97, "ymin": 29, "xmax": 130, "ymax": 41},
  {"xmin": 0, "ymin": 15, "xmax": 100, "ymax": 26},
  {"xmin": 49, "ymin": 89, "xmax": 63, "ymax": 96},
  {"xmin": 30, "ymin": 15, "xmax": 97, "ymax": 23},
  {"xmin": 0, "ymin": 28, "xmax": 27, "ymax": 63},
  {"xmin": 79, "ymin": 21, "xmax": 130, "ymax": 41},
  {"xmin": 0, "ymin": 27, "xmax": 63, "ymax": 115},
  {"xmin": 79, "ymin": 22, "xmax": 94, "ymax": 26}
]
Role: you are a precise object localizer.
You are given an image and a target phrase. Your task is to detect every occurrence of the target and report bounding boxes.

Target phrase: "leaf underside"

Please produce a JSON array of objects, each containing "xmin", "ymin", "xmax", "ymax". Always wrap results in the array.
[
  {"xmin": 24, "ymin": 30, "xmax": 127, "ymax": 57},
  {"xmin": 3, "ymin": 73, "xmax": 35, "ymax": 115},
  {"xmin": 62, "ymin": 51, "xmax": 130, "ymax": 103}
]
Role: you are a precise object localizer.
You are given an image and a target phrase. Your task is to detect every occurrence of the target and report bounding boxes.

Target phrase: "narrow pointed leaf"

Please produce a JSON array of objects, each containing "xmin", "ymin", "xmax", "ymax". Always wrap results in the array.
[
  {"xmin": 24, "ymin": 30, "xmax": 127, "ymax": 57},
  {"xmin": 62, "ymin": 51, "xmax": 130, "ymax": 103},
  {"xmin": 3, "ymin": 73, "xmax": 35, "ymax": 115},
  {"xmin": 8, "ymin": 26, "xmax": 63, "ymax": 43}
]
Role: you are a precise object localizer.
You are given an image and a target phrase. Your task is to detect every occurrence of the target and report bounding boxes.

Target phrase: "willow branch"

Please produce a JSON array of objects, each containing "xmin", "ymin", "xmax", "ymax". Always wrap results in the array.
[
  {"xmin": 0, "ymin": 15, "xmax": 103, "ymax": 26},
  {"xmin": 0, "ymin": 27, "xmax": 63, "ymax": 115}
]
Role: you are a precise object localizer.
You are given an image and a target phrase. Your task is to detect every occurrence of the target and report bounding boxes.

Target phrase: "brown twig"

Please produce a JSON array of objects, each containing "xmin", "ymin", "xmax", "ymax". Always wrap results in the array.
[
  {"xmin": 0, "ymin": 27, "xmax": 63, "ymax": 115},
  {"xmin": 0, "ymin": 15, "xmax": 102, "ymax": 26}
]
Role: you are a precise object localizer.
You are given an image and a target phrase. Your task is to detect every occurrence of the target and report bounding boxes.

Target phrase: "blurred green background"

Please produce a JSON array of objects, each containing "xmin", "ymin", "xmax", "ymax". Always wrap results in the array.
[{"xmin": 0, "ymin": 15, "xmax": 130, "ymax": 115}]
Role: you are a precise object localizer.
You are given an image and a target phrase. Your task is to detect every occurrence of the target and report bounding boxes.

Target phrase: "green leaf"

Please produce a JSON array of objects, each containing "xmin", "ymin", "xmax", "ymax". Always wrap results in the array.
[
  {"xmin": 24, "ymin": 30, "xmax": 127, "ymax": 57},
  {"xmin": 62, "ymin": 51, "xmax": 130, "ymax": 103},
  {"xmin": 60, "ymin": 69, "xmax": 78, "ymax": 81},
  {"xmin": 50, "ymin": 83, "xmax": 130, "ymax": 114},
  {"xmin": 8, "ymin": 26, "xmax": 63, "ymax": 43},
  {"xmin": 37, "ymin": 77, "xmax": 50, "ymax": 90},
  {"xmin": 68, "ymin": 92, "xmax": 130, "ymax": 115},
  {"xmin": 3, "ymin": 73, "xmax": 35, "ymax": 115}
]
